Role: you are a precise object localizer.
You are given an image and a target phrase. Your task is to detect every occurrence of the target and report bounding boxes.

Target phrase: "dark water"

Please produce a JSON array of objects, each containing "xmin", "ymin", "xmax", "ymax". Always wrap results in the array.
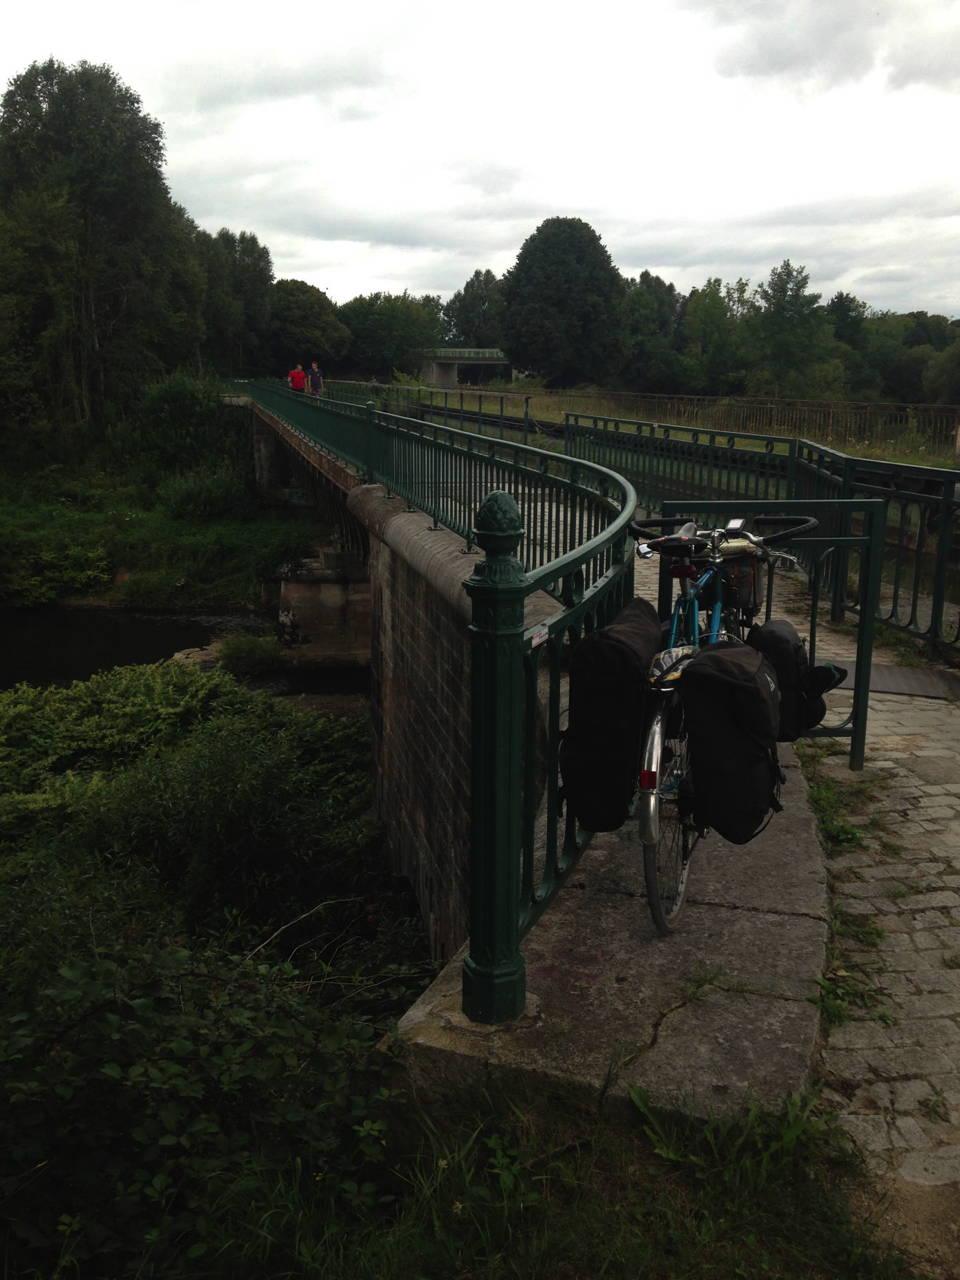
[{"xmin": 1, "ymin": 608, "xmax": 213, "ymax": 689}]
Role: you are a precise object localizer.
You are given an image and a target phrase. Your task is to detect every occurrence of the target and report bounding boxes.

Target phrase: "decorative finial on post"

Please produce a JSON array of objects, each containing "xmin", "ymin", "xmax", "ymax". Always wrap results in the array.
[{"xmin": 470, "ymin": 491, "xmax": 525, "ymax": 586}]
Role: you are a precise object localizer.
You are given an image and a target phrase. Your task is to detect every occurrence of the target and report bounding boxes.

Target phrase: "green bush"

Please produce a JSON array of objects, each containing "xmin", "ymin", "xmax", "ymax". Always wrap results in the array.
[
  {"xmin": 157, "ymin": 465, "xmax": 255, "ymax": 521},
  {"xmin": 0, "ymin": 943, "xmax": 395, "ymax": 1278},
  {"xmin": 0, "ymin": 662, "xmax": 249, "ymax": 804},
  {"xmin": 0, "ymin": 661, "xmax": 417, "ymax": 1277},
  {"xmin": 76, "ymin": 706, "xmax": 375, "ymax": 925},
  {"xmin": 105, "ymin": 373, "xmax": 246, "ymax": 478},
  {"xmin": 218, "ymin": 632, "xmax": 289, "ymax": 678}
]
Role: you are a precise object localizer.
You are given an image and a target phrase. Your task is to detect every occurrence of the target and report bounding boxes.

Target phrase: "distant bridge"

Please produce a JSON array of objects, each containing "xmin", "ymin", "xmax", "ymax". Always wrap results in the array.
[{"xmin": 419, "ymin": 346, "xmax": 511, "ymax": 387}]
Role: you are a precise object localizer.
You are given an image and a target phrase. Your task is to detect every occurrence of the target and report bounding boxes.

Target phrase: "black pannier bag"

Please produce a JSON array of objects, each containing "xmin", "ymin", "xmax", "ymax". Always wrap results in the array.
[
  {"xmin": 678, "ymin": 642, "xmax": 783, "ymax": 845},
  {"xmin": 746, "ymin": 619, "xmax": 847, "ymax": 742},
  {"xmin": 559, "ymin": 597, "xmax": 661, "ymax": 832}
]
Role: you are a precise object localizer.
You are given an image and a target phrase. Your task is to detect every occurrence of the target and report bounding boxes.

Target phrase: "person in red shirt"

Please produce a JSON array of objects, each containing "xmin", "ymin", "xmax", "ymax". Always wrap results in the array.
[{"xmin": 287, "ymin": 364, "xmax": 307, "ymax": 392}]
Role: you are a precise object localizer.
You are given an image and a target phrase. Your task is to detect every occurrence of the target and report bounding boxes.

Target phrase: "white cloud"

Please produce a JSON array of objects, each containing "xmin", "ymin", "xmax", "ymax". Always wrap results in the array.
[{"xmin": 1, "ymin": 0, "xmax": 958, "ymax": 313}]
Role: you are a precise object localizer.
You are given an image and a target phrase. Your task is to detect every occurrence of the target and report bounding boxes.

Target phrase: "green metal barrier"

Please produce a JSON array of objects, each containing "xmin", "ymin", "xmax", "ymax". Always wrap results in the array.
[
  {"xmin": 566, "ymin": 413, "xmax": 960, "ymax": 653},
  {"xmin": 236, "ymin": 380, "xmax": 637, "ymax": 1023},
  {"xmin": 659, "ymin": 499, "xmax": 885, "ymax": 770}
]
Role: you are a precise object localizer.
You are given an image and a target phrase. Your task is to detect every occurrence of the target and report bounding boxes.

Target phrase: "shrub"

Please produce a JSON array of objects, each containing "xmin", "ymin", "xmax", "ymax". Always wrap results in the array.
[
  {"xmin": 0, "ymin": 662, "xmax": 250, "ymax": 803},
  {"xmin": 0, "ymin": 943, "xmax": 395, "ymax": 1278},
  {"xmin": 74, "ymin": 706, "xmax": 375, "ymax": 925},
  {"xmin": 157, "ymin": 465, "xmax": 255, "ymax": 521},
  {"xmin": 218, "ymin": 633, "xmax": 289, "ymax": 678}
]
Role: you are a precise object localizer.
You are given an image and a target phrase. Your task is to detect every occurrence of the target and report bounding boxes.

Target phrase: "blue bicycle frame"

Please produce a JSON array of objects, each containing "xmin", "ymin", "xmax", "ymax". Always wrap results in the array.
[{"xmin": 667, "ymin": 563, "xmax": 724, "ymax": 647}]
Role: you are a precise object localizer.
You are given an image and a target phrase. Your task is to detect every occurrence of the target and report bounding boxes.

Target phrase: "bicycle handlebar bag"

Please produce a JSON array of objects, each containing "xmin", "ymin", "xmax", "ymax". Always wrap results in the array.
[
  {"xmin": 679, "ymin": 642, "xmax": 783, "ymax": 844},
  {"xmin": 559, "ymin": 596, "xmax": 661, "ymax": 832}
]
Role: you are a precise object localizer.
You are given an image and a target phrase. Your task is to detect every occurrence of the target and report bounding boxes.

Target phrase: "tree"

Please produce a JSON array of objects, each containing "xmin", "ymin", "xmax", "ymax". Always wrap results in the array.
[
  {"xmin": 0, "ymin": 59, "xmax": 186, "ymax": 425},
  {"xmin": 335, "ymin": 292, "xmax": 444, "ymax": 377},
  {"xmin": 746, "ymin": 260, "xmax": 832, "ymax": 397},
  {"xmin": 903, "ymin": 311, "xmax": 955, "ymax": 351},
  {"xmin": 923, "ymin": 338, "xmax": 960, "ymax": 404},
  {"xmin": 826, "ymin": 292, "xmax": 867, "ymax": 348},
  {"xmin": 678, "ymin": 278, "xmax": 747, "ymax": 394},
  {"xmin": 269, "ymin": 279, "xmax": 350, "ymax": 371},
  {"xmin": 443, "ymin": 270, "xmax": 505, "ymax": 347},
  {"xmin": 501, "ymin": 218, "xmax": 625, "ymax": 385},
  {"xmin": 620, "ymin": 271, "xmax": 683, "ymax": 392}
]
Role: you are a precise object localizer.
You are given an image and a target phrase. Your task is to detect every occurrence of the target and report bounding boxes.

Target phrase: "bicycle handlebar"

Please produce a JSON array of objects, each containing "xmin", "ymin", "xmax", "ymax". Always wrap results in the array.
[
  {"xmin": 629, "ymin": 514, "xmax": 819, "ymax": 555},
  {"xmin": 751, "ymin": 515, "xmax": 819, "ymax": 546}
]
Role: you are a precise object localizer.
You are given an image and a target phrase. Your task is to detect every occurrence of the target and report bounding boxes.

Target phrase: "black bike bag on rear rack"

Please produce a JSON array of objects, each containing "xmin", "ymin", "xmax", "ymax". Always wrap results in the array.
[
  {"xmin": 678, "ymin": 642, "xmax": 784, "ymax": 845},
  {"xmin": 746, "ymin": 619, "xmax": 847, "ymax": 741},
  {"xmin": 559, "ymin": 597, "xmax": 661, "ymax": 833}
]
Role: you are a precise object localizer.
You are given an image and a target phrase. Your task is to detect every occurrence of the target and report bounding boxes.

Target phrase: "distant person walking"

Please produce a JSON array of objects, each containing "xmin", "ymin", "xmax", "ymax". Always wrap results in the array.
[
  {"xmin": 307, "ymin": 360, "xmax": 324, "ymax": 396},
  {"xmin": 287, "ymin": 363, "xmax": 307, "ymax": 392}
]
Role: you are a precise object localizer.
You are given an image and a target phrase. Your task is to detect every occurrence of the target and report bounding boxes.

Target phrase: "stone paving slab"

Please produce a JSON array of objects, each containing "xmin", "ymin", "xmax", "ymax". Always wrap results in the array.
[{"xmin": 399, "ymin": 753, "xmax": 827, "ymax": 1119}]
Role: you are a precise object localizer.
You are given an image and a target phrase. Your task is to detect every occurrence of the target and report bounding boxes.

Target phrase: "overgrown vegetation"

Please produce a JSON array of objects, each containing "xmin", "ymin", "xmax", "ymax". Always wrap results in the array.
[
  {"xmin": 0, "ymin": 374, "xmax": 321, "ymax": 610},
  {"xmin": 0, "ymin": 661, "xmax": 923, "ymax": 1277},
  {"xmin": 0, "ymin": 661, "xmax": 434, "ymax": 1276}
]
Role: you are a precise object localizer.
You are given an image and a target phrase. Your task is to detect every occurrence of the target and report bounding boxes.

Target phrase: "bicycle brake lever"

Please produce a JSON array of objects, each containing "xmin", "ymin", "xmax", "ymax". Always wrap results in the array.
[{"xmin": 774, "ymin": 553, "xmax": 799, "ymax": 573}]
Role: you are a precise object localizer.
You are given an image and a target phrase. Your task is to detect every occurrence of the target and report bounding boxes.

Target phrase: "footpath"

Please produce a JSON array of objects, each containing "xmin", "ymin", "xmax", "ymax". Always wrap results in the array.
[
  {"xmin": 630, "ymin": 553, "xmax": 960, "ymax": 1271},
  {"xmin": 791, "ymin": 603, "xmax": 960, "ymax": 1274}
]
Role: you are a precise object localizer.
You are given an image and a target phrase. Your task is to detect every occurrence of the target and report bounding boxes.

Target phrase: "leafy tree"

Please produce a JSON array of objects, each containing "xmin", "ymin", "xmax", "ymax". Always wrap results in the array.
[
  {"xmin": 501, "ymin": 218, "xmax": 625, "ymax": 385},
  {"xmin": 443, "ymin": 269, "xmax": 505, "ymax": 347},
  {"xmin": 621, "ymin": 271, "xmax": 683, "ymax": 392},
  {"xmin": 903, "ymin": 311, "xmax": 955, "ymax": 351},
  {"xmin": 269, "ymin": 279, "xmax": 350, "ymax": 372},
  {"xmin": 0, "ymin": 60, "xmax": 185, "ymax": 425},
  {"xmin": 885, "ymin": 343, "xmax": 936, "ymax": 402},
  {"xmin": 335, "ymin": 291, "xmax": 443, "ymax": 377},
  {"xmin": 676, "ymin": 280, "xmax": 736, "ymax": 394},
  {"xmin": 825, "ymin": 292, "xmax": 867, "ymax": 348},
  {"xmin": 746, "ymin": 260, "xmax": 832, "ymax": 397},
  {"xmin": 195, "ymin": 229, "xmax": 243, "ymax": 373},
  {"xmin": 923, "ymin": 338, "xmax": 960, "ymax": 404}
]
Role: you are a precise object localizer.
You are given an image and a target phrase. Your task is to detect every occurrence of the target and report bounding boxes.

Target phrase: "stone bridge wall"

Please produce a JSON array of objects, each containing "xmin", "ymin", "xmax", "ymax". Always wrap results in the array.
[{"xmin": 348, "ymin": 487, "xmax": 482, "ymax": 961}]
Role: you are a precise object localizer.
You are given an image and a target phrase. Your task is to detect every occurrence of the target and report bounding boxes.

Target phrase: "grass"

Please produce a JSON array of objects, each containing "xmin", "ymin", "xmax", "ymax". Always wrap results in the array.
[
  {"xmin": 833, "ymin": 908, "xmax": 885, "ymax": 949},
  {"xmin": 797, "ymin": 748, "xmax": 893, "ymax": 1030},
  {"xmin": 918, "ymin": 1089, "xmax": 950, "ymax": 1124},
  {"xmin": 796, "ymin": 742, "xmax": 884, "ymax": 855},
  {"xmin": 370, "ymin": 379, "xmax": 960, "ymax": 469},
  {"xmin": 267, "ymin": 1086, "xmax": 921, "ymax": 1280}
]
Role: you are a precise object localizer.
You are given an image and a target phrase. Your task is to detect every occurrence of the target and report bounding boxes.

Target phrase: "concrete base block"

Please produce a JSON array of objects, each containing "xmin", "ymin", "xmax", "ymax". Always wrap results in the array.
[{"xmin": 398, "ymin": 748, "xmax": 828, "ymax": 1118}]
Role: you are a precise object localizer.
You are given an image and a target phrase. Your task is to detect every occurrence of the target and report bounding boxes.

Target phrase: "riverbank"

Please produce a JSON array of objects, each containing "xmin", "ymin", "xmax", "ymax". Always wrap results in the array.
[{"xmin": 0, "ymin": 461, "xmax": 324, "ymax": 612}]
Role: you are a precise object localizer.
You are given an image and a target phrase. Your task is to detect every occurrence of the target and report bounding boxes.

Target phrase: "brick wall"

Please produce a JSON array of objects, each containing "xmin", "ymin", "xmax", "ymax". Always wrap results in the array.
[{"xmin": 350, "ymin": 487, "xmax": 481, "ymax": 961}]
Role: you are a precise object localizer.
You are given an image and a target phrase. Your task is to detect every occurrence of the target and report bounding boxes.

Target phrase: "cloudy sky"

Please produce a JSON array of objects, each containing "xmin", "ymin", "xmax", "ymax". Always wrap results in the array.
[{"xmin": 3, "ymin": 0, "xmax": 960, "ymax": 314}]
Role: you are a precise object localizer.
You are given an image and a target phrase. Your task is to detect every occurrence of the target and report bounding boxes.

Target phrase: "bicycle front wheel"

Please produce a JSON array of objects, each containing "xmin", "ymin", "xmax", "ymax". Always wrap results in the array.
[{"xmin": 642, "ymin": 691, "xmax": 694, "ymax": 935}]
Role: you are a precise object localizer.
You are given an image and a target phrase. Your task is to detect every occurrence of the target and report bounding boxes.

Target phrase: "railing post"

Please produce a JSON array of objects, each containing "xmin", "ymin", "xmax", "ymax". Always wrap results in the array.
[
  {"xmin": 928, "ymin": 478, "xmax": 956, "ymax": 644},
  {"xmin": 462, "ymin": 491, "xmax": 528, "ymax": 1023},
  {"xmin": 850, "ymin": 502, "xmax": 883, "ymax": 770},
  {"xmin": 830, "ymin": 457, "xmax": 855, "ymax": 623},
  {"xmin": 364, "ymin": 401, "xmax": 377, "ymax": 484}
]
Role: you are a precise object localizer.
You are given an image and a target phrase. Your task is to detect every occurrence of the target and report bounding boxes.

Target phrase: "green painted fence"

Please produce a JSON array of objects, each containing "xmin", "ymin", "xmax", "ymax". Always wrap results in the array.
[
  {"xmin": 565, "ymin": 413, "xmax": 960, "ymax": 652},
  {"xmin": 236, "ymin": 381, "xmax": 638, "ymax": 1022}
]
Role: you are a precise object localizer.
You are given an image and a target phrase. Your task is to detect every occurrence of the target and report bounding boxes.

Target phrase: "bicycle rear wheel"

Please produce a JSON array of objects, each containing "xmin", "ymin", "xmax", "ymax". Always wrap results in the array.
[{"xmin": 642, "ymin": 691, "xmax": 695, "ymax": 934}]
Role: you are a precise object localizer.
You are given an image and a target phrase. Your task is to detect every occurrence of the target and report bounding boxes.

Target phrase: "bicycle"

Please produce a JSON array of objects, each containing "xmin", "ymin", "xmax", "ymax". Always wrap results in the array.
[{"xmin": 628, "ymin": 513, "xmax": 819, "ymax": 935}]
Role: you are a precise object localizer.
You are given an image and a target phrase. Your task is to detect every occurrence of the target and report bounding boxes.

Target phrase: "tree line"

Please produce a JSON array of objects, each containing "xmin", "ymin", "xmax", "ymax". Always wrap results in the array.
[
  {"xmin": 446, "ymin": 220, "xmax": 960, "ymax": 405},
  {"xmin": 2, "ymin": 59, "xmax": 958, "ymax": 457}
]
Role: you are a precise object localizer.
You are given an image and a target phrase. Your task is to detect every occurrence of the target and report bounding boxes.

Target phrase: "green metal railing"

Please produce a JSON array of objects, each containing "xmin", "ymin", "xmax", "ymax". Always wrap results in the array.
[
  {"xmin": 237, "ymin": 380, "xmax": 638, "ymax": 1023},
  {"xmin": 656, "ymin": 499, "xmax": 884, "ymax": 770},
  {"xmin": 566, "ymin": 413, "xmax": 960, "ymax": 652}
]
